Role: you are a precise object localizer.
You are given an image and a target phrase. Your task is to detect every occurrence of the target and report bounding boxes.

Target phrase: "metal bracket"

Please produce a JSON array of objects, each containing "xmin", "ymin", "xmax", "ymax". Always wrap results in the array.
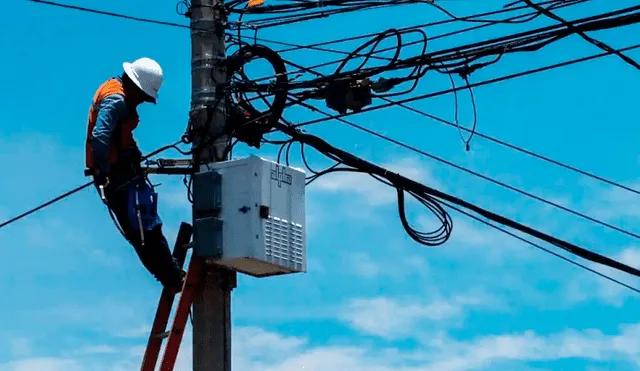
[
  {"xmin": 83, "ymin": 165, "xmax": 193, "ymax": 177},
  {"xmin": 156, "ymin": 158, "xmax": 193, "ymax": 167}
]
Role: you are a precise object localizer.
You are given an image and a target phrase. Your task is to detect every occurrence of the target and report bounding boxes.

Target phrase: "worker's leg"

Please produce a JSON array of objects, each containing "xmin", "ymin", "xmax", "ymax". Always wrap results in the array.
[
  {"xmin": 141, "ymin": 225, "xmax": 185, "ymax": 287},
  {"xmin": 105, "ymin": 180, "xmax": 184, "ymax": 288}
]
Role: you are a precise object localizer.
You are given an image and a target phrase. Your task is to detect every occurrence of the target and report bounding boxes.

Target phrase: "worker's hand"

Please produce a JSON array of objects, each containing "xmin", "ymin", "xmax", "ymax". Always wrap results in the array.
[
  {"xmin": 97, "ymin": 177, "xmax": 110, "ymax": 204},
  {"xmin": 93, "ymin": 170, "xmax": 109, "ymax": 187},
  {"xmin": 93, "ymin": 171, "xmax": 110, "ymax": 204}
]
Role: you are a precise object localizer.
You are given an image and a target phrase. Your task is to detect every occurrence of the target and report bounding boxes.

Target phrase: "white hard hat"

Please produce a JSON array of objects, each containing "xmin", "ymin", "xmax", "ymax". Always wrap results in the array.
[{"xmin": 123, "ymin": 57, "xmax": 164, "ymax": 102}]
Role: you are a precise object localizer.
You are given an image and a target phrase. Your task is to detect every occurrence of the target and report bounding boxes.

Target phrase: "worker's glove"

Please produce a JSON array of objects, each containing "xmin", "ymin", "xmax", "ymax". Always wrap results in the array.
[{"xmin": 93, "ymin": 170, "xmax": 108, "ymax": 186}]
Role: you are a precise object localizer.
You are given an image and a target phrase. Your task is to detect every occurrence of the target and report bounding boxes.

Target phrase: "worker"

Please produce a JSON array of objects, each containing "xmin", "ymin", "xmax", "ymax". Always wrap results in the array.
[{"xmin": 85, "ymin": 57, "xmax": 185, "ymax": 294}]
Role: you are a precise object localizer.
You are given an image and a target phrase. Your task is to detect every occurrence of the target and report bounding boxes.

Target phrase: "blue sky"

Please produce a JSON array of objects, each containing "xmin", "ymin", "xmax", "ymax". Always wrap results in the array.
[{"xmin": 2, "ymin": 0, "xmax": 640, "ymax": 370}]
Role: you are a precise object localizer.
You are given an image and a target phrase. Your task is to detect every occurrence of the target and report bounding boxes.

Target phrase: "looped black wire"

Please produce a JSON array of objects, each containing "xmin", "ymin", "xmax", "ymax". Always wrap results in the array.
[{"xmin": 226, "ymin": 44, "xmax": 289, "ymax": 144}]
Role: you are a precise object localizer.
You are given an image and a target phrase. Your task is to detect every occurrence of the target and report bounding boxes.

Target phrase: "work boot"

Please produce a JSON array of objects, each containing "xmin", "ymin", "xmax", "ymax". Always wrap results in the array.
[{"xmin": 164, "ymin": 269, "xmax": 186, "ymax": 295}]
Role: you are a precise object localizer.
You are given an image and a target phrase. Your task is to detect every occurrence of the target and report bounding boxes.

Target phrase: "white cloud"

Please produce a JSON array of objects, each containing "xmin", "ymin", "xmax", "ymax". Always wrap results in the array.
[
  {"xmin": 235, "ymin": 326, "xmax": 307, "ymax": 359},
  {"xmin": 113, "ymin": 325, "xmax": 151, "ymax": 339},
  {"xmin": 425, "ymin": 323, "xmax": 640, "ymax": 370},
  {"xmin": 349, "ymin": 252, "xmax": 382, "ymax": 278},
  {"xmin": 617, "ymin": 248, "xmax": 640, "ymax": 268},
  {"xmin": 73, "ymin": 345, "xmax": 120, "ymax": 355},
  {"xmin": 28, "ymin": 299, "xmax": 153, "ymax": 335},
  {"xmin": 7, "ymin": 323, "xmax": 640, "ymax": 371},
  {"xmin": 2, "ymin": 357, "xmax": 81, "ymax": 371},
  {"xmin": 565, "ymin": 246, "xmax": 640, "ymax": 306},
  {"xmin": 345, "ymin": 251, "xmax": 428, "ymax": 280},
  {"xmin": 339, "ymin": 293, "xmax": 492, "ymax": 340},
  {"xmin": 589, "ymin": 182, "xmax": 640, "ymax": 221}
]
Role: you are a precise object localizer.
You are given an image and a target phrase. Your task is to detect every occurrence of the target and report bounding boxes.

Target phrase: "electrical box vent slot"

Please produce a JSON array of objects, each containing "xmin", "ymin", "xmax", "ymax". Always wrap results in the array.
[{"xmin": 265, "ymin": 217, "xmax": 304, "ymax": 271}]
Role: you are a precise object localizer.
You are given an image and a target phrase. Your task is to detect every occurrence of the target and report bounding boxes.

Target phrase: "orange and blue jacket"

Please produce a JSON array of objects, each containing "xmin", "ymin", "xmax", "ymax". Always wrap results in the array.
[{"xmin": 85, "ymin": 77, "xmax": 140, "ymax": 175}]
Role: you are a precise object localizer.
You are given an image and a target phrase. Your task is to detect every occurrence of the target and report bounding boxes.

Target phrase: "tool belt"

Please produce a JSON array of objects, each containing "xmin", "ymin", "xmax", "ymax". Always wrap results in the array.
[{"xmin": 85, "ymin": 149, "xmax": 143, "ymax": 186}]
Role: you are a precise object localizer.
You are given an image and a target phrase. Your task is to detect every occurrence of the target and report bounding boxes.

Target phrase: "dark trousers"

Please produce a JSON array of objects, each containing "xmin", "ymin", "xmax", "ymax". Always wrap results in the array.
[{"xmin": 98, "ymin": 178, "xmax": 184, "ymax": 288}]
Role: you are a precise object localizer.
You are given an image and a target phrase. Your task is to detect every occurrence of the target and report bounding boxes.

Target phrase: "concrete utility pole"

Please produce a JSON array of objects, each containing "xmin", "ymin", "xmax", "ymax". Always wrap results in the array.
[{"xmin": 189, "ymin": 0, "xmax": 237, "ymax": 370}]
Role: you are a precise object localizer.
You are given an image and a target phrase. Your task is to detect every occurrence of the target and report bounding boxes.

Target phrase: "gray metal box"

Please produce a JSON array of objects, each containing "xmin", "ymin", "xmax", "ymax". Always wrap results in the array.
[{"xmin": 192, "ymin": 156, "xmax": 307, "ymax": 277}]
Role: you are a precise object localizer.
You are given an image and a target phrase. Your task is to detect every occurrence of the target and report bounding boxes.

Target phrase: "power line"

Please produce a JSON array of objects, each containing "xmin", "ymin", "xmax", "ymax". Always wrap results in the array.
[
  {"xmin": 27, "ymin": 0, "xmax": 193, "ymax": 29},
  {"xmin": 0, "ymin": 141, "xmax": 185, "ymax": 231},
  {"xmin": 28, "ymin": 0, "xmax": 583, "ymax": 71},
  {"xmin": 26, "ymin": 0, "xmax": 426, "ymax": 38},
  {"xmin": 27, "ymin": 0, "xmax": 640, "ymax": 292},
  {"xmin": 228, "ymin": 0, "xmax": 591, "ymax": 85},
  {"xmin": 277, "ymin": 123, "xmax": 640, "ymax": 279},
  {"xmin": 27, "ymin": 0, "xmax": 410, "ymax": 67},
  {"xmin": 232, "ymin": 0, "xmax": 426, "ymax": 28},
  {"xmin": 272, "ymin": 34, "xmax": 640, "ymax": 197},
  {"xmin": 268, "ymin": 0, "xmax": 579, "ymax": 54},
  {"xmin": 25, "ymin": 0, "xmax": 415, "ymax": 65},
  {"xmin": 288, "ymin": 123, "xmax": 640, "ymax": 294},
  {"xmin": 442, "ymin": 200, "xmax": 640, "ymax": 296},
  {"xmin": 291, "ymin": 42, "xmax": 640, "ymax": 128},
  {"xmin": 229, "ymin": 35, "xmax": 640, "ymax": 236},
  {"xmin": 0, "ymin": 182, "xmax": 92, "ymax": 230},
  {"xmin": 377, "ymin": 96, "xmax": 640, "ymax": 196},
  {"xmin": 226, "ymin": 13, "xmax": 640, "ymax": 244},
  {"xmin": 240, "ymin": 6, "xmax": 640, "ymax": 91},
  {"xmin": 234, "ymin": 0, "xmax": 586, "ymax": 30},
  {"xmin": 523, "ymin": 0, "xmax": 640, "ymax": 70},
  {"xmin": 291, "ymin": 98, "xmax": 640, "ymax": 241}
]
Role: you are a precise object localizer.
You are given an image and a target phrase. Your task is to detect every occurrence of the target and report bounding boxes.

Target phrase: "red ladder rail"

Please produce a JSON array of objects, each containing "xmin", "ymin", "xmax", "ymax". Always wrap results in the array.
[
  {"xmin": 140, "ymin": 222, "xmax": 193, "ymax": 371},
  {"xmin": 159, "ymin": 254, "xmax": 204, "ymax": 371}
]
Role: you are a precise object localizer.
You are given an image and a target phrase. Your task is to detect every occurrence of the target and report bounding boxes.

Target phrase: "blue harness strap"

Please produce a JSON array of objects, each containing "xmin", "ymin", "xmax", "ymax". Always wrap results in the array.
[{"xmin": 127, "ymin": 177, "xmax": 162, "ymax": 235}]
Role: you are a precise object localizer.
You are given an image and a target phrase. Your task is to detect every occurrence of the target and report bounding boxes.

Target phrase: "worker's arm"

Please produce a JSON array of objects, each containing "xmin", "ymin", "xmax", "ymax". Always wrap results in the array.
[{"xmin": 91, "ymin": 94, "xmax": 127, "ymax": 177}]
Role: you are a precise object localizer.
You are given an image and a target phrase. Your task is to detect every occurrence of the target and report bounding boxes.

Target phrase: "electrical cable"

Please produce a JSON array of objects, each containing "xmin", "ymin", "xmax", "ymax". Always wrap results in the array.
[
  {"xmin": 226, "ymin": 10, "xmax": 640, "ymax": 239},
  {"xmin": 227, "ymin": 0, "xmax": 586, "ymax": 87},
  {"xmin": 0, "ymin": 182, "xmax": 93, "ymax": 230},
  {"xmin": 28, "ymin": 0, "xmax": 586, "ymax": 84},
  {"xmin": 230, "ymin": 0, "xmax": 584, "ymax": 30},
  {"xmin": 233, "ymin": 2, "xmax": 412, "ymax": 29},
  {"xmin": 0, "ymin": 140, "xmax": 187, "ymax": 231},
  {"xmin": 29, "ymin": 0, "xmax": 640, "ymax": 287},
  {"xmin": 29, "ymin": 0, "xmax": 585, "ymax": 78},
  {"xmin": 376, "ymin": 96, "xmax": 640, "ymax": 197},
  {"xmin": 236, "ymin": 0, "xmax": 584, "ymax": 49},
  {"xmin": 441, "ymin": 200, "xmax": 640, "ymax": 296},
  {"xmin": 225, "ymin": 44, "xmax": 290, "ymax": 147},
  {"xmin": 27, "ymin": 0, "xmax": 194, "ymax": 29},
  {"xmin": 522, "ymin": 0, "xmax": 640, "ymax": 70},
  {"xmin": 289, "ymin": 97, "xmax": 640, "ymax": 241},
  {"xmin": 276, "ymin": 123, "xmax": 640, "ymax": 279},
  {"xmin": 275, "ymin": 78, "xmax": 639, "ymax": 200},
  {"xmin": 229, "ymin": 0, "xmax": 419, "ymax": 16},
  {"xmin": 24, "ymin": 0, "xmax": 640, "ymax": 300},
  {"xmin": 289, "ymin": 42, "xmax": 640, "ymax": 128},
  {"xmin": 238, "ymin": 6, "xmax": 640, "ymax": 93},
  {"xmin": 298, "ymin": 140, "xmax": 640, "ymax": 296},
  {"xmin": 266, "ymin": 0, "xmax": 584, "ymax": 54}
]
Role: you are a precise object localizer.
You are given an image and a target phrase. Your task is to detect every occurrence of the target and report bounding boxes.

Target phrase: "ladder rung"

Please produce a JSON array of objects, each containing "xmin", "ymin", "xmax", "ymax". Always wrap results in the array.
[{"xmin": 154, "ymin": 331, "xmax": 170, "ymax": 339}]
